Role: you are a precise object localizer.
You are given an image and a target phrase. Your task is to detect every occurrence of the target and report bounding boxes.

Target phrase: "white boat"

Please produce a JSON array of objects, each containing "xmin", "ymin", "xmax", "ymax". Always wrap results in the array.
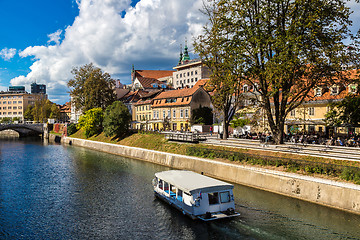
[{"xmin": 153, "ymin": 170, "xmax": 240, "ymax": 221}]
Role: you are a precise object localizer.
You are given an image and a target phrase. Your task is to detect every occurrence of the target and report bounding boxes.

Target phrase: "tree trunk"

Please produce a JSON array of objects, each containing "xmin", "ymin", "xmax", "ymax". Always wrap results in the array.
[
  {"xmin": 223, "ymin": 120, "xmax": 229, "ymax": 139},
  {"xmin": 272, "ymin": 124, "xmax": 284, "ymax": 145}
]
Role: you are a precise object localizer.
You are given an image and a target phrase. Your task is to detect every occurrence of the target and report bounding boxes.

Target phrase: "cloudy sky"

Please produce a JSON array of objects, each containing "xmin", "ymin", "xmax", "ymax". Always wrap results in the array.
[{"xmin": 0, "ymin": 0, "xmax": 360, "ymax": 104}]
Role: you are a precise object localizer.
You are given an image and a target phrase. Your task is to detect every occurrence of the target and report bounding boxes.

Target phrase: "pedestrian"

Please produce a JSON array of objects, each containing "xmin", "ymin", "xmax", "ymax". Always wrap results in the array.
[{"xmin": 210, "ymin": 126, "xmax": 213, "ymax": 136}]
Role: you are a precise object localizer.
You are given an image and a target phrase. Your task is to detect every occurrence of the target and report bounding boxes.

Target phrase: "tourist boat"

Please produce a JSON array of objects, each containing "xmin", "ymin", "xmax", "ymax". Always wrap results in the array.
[{"xmin": 153, "ymin": 170, "xmax": 240, "ymax": 221}]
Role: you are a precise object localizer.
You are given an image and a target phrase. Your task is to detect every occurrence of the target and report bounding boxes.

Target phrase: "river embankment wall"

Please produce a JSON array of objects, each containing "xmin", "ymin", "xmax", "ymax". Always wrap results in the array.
[{"xmin": 62, "ymin": 136, "xmax": 360, "ymax": 215}]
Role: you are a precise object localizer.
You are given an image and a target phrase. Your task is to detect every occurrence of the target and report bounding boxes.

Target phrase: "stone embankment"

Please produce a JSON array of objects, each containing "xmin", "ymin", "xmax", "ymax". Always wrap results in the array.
[{"xmin": 62, "ymin": 136, "xmax": 360, "ymax": 215}]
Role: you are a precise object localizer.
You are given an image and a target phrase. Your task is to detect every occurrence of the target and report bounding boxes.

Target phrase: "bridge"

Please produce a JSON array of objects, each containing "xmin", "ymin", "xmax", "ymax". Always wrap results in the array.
[{"xmin": 0, "ymin": 123, "xmax": 47, "ymax": 137}]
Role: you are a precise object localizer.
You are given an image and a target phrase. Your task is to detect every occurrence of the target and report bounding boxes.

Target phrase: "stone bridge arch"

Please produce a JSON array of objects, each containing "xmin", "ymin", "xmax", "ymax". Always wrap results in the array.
[{"xmin": 0, "ymin": 124, "xmax": 45, "ymax": 137}]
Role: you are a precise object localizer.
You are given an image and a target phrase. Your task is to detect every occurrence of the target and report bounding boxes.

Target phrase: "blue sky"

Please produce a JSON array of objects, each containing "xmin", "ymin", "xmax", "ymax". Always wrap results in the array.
[{"xmin": 0, "ymin": 0, "xmax": 359, "ymax": 104}]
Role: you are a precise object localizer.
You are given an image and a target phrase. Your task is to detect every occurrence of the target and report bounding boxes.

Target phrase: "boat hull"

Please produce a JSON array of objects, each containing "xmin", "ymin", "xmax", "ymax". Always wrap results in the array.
[{"xmin": 154, "ymin": 191, "xmax": 240, "ymax": 221}]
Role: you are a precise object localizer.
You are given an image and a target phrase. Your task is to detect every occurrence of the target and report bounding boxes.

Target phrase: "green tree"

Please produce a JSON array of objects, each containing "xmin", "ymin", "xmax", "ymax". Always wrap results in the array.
[
  {"xmin": 31, "ymin": 99, "xmax": 55, "ymax": 122},
  {"xmin": 103, "ymin": 101, "xmax": 131, "ymax": 138},
  {"xmin": 24, "ymin": 105, "xmax": 34, "ymax": 121},
  {"xmin": 325, "ymin": 94, "xmax": 360, "ymax": 129},
  {"xmin": 195, "ymin": 0, "xmax": 360, "ymax": 144},
  {"xmin": 68, "ymin": 63, "xmax": 116, "ymax": 112},
  {"xmin": 50, "ymin": 103, "xmax": 60, "ymax": 120},
  {"xmin": 230, "ymin": 115, "xmax": 251, "ymax": 129},
  {"xmin": 190, "ymin": 106, "xmax": 213, "ymax": 125},
  {"xmin": 77, "ymin": 107, "xmax": 104, "ymax": 138}
]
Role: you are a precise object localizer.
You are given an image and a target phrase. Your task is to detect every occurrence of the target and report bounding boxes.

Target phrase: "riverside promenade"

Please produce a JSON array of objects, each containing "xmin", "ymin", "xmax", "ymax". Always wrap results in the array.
[{"xmin": 62, "ymin": 136, "xmax": 360, "ymax": 215}]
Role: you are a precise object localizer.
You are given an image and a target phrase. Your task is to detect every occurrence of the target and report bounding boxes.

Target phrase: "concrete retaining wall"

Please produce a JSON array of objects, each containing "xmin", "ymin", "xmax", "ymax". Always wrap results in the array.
[{"xmin": 63, "ymin": 136, "xmax": 360, "ymax": 215}]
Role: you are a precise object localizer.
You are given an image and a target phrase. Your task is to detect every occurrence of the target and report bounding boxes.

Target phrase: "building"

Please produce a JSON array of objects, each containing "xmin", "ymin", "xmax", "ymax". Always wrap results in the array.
[
  {"xmin": 151, "ymin": 86, "xmax": 211, "ymax": 131},
  {"xmin": 58, "ymin": 102, "xmax": 71, "ymax": 122},
  {"xmin": 31, "ymin": 83, "xmax": 46, "ymax": 94},
  {"xmin": 130, "ymin": 66, "xmax": 174, "ymax": 91},
  {"xmin": 172, "ymin": 44, "xmax": 211, "ymax": 89},
  {"xmin": 0, "ymin": 88, "xmax": 47, "ymax": 122},
  {"xmin": 133, "ymin": 90, "xmax": 163, "ymax": 130},
  {"xmin": 284, "ymin": 83, "xmax": 356, "ymax": 136}
]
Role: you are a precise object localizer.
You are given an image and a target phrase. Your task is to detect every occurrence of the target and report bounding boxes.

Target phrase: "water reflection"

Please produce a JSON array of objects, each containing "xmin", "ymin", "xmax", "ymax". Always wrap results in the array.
[{"xmin": 0, "ymin": 139, "xmax": 359, "ymax": 239}]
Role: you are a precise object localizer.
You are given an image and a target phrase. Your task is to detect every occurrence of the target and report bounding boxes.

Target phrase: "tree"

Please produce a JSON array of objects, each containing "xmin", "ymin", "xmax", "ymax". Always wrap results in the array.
[
  {"xmin": 325, "ymin": 94, "xmax": 360, "ymax": 129},
  {"xmin": 103, "ymin": 101, "xmax": 131, "ymax": 138},
  {"xmin": 29, "ymin": 99, "xmax": 59, "ymax": 122},
  {"xmin": 190, "ymin": 106, "xmax": 213, "ymax": 125},
  {"xmin": 50, "ymin": 104, "xmax": 60, "ymax": 119},
  {"xmin": 230, "ymin": 115, "xmax": 251, "ymax": 129},
  {"xmin": 77, "ymin": 108, "xmax": 104, "ymax": 138},
  {"xmin": 24, "ymin": 105, "xmax": 34, "ymax": 121},
  {"xmin": 68, "ymin": 63, "xmax": 116, "ymax": 112},
  {"xmin": 195, "ymin": 0, "xmax": 360, "ymax": 144}
]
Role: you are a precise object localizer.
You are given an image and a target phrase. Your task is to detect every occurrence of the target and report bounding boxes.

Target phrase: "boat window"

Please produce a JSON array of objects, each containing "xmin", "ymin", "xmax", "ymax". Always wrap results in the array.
[
  {"xmin": 159, "ymin": 179, "xmax": 163, "ymax": 190},
  {"xmin": 177, "ymin": 189, "xmax": 183, "ymax": 202},
  {"xmin": 220, "ymin": 191, "xmax": 231, "ymax": 203},
  {"xmin": 208, "ymin": 192, "xmax": 219, "ymax": 205},
  {"xmin": 164, "ymin": 182, "xmax": 169, "ymax": 193},
  {"xmin": 170, "ymin": 185, "xmax": 176, "ymax": 198}
]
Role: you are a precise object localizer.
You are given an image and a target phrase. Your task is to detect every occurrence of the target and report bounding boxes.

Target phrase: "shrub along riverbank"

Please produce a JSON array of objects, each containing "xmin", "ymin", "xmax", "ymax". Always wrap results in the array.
[{"xmin": 70, "ymin": 130, "xmax": 360, "ymax": 184}]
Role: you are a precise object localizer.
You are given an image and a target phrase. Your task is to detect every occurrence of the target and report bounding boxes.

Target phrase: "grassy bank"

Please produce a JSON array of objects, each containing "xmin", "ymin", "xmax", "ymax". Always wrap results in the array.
[{"xmin": 70, "ymin": 130, "xmax": 360, "ymax": 184}]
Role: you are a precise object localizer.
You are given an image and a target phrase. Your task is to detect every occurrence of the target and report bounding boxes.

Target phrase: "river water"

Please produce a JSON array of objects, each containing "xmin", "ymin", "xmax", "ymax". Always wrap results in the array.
[{"xmin": 0, "ymin": 139, "xmax": 360, "ymax": 239}]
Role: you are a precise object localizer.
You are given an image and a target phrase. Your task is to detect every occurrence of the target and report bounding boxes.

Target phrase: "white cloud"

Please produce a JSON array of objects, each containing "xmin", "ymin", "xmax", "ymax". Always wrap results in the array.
[
  {"xmin": 47, "ymin": 29, "xmax": 63, "ymax": 45},
  {"xmin": 0, "ymin": 48, "xmax": 17, "ymax": 61},
  {"xmin": 11, "ymin": 0, "xmax": 207, "ymax": 104}
]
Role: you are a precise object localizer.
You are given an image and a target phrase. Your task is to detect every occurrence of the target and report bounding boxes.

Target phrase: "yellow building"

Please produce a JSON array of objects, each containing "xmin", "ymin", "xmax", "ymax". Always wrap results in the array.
[
  {"xmin": 0, "ymin": 90, "xmax": 47, "ymax": 122},
  {"xmin": 151, "ymin": 86, "xmax": 211, "ymax": 131},
  {"xmin": 285, "ymin": 83, "xmax": 357, "ymax": 136}
]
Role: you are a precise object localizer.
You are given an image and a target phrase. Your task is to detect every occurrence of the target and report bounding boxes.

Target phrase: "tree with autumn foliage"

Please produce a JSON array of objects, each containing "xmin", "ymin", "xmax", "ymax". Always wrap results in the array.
[
  {"xmin": 195, "ymin": 0, "xmax": 360, "ymax": 143},
  {"xmin": 68, "ymin": 63, "xmax": 116, "ymax": 112}
]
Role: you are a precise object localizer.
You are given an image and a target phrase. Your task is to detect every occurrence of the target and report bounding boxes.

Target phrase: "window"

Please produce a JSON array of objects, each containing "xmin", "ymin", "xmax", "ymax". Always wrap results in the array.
[
  {"xmin": 163, "ymin": 110, "xmax": 166, "ymax": 118},
  {"xmin": 180, "ymin": 109, "xmax": 183, "ymax": 118},
  {"xmin": 220, "ymin": 191, "xmax": 231, "ymax": 203},
  {"xmin": 195, "ymin": 70, "xmax": 198, "ymax": 75},
  {"xmin": 13, "ymin": 101, "xmax": 16, "ymax": 104},
  {"xmin": 8, "ymin": 101, "xmax": 11, "ymax": 104},
  {"xmin": 13, "ymin": 107, "xmax": 17, "ymax": 110},
  {"xmin": 187, "ymin": 79, "xmax": 189, "ymax": 83},
  {"xmin": 185, "ymin": 109, "xmax": 189, "ymax": 118},
  {"xmin": 180, "ymin": 73, "xmax": 182, "ymax": 78},
  {"xmin": 208, "ymin": 192, "xmax": 219, "ymax": 205},
  {"xmin": 349, "ymin": 84, "xmax": 357, "ymax": 93},
  {"xmin": 243, "ymin": 85, "xmax": 248, "ymax": 92},
  {"xmin": 173, "ymin": 109, "xmax": 176, "ymax": 118},
  {"xmin": 3, "ymin": 107, "xmax": 6, "ymax": 110},
  {"xmin": 167, "ymin": 110, "xmax": 170, "ymax": 118},
  {"xmin": 315, "ymin": 88, "xmax": 322, "ymax": 97},
  {"xmin": 159, "ymin": 179, "xmax": 163, "ymax": 190},
  {"xmin": 331, "ymin": 86, "xmax": 339, "ymax": 95},
  {"xmin": 187, "ymin": 72, "xmax": 189, "ymax": 76},
  {"xmin": 308, "ymin": 107, "xmax": 315, "ymax": 116},
  {"xmin": 176, "ymin": 74, "xmax": 178, "ymax": 79},
  {"xmin": 153, "ymin": 111, "xmax": 156, "ymax": 119},
  {"xmin": 191, "ymin": 71, "xmax": 193, "ymax": 76},
  {"xmin": 8, "ymin": 106, "xmax": 11, "ymax": 109},
  {"xmin": 290, "ymin": 110, "xmax": 295, "ymax": 117},
  {"xmin": 191, "ymin": 78, "xmax": 193, "ymax": 83},
  {"xmin": 195, "ymin": 78, "xmax": 198, "ymax": 82}
]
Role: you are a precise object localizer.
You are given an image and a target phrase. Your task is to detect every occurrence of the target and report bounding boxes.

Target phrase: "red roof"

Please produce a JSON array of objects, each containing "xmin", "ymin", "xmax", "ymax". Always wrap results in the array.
[{"xmin": 135, "ymin": 70, "xmax": 174, "ymax": 79}]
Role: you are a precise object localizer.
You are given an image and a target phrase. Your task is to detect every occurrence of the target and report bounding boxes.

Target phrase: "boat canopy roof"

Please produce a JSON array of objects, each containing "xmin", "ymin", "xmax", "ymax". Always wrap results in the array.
[{"xmin": 155, "ymin": 170, "xmax": 233, "ymax": 194}]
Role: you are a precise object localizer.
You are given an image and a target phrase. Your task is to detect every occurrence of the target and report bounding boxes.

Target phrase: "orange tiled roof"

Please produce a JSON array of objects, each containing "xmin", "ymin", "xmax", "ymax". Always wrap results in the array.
[
  {"xmin": 135, "ymin": 70, "xmax": 174, "ymax": 79},
  {"xmin": 194, "ymin": 78, "xmax": 209, "ymax": 88},
  {"xmin": 137, "ymin": 77, "xmax": 165, "ymax": 89},
  {"xmin": 152, "ymin": 86, "xmax": 205, "ymax": 107}
]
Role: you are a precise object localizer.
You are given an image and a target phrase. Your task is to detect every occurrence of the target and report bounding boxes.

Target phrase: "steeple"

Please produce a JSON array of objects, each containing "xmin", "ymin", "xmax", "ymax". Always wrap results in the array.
[
  {"xmin": 178, "ymin": 44, "xmax": 183, "ymax": 65},
  {"xmin": 131, "ymin": 64, "xmax": 135, "ymax": 83},
  {"xmin": 182, "ymin": 40, "xmax": 190, "ymax": 62}
]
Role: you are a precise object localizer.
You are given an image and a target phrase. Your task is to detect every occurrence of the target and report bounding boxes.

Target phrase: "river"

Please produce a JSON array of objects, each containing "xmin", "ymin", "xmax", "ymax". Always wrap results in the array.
[{"xmin": 0, "ymin": 139, "xmax": 360, "ymax": 239}]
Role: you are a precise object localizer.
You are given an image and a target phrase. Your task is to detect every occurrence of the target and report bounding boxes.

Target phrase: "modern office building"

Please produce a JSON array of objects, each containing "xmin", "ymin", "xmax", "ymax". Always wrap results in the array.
[{"xmin": 31, "ymin": 83, "xmax": 46, "ymax": 94}]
